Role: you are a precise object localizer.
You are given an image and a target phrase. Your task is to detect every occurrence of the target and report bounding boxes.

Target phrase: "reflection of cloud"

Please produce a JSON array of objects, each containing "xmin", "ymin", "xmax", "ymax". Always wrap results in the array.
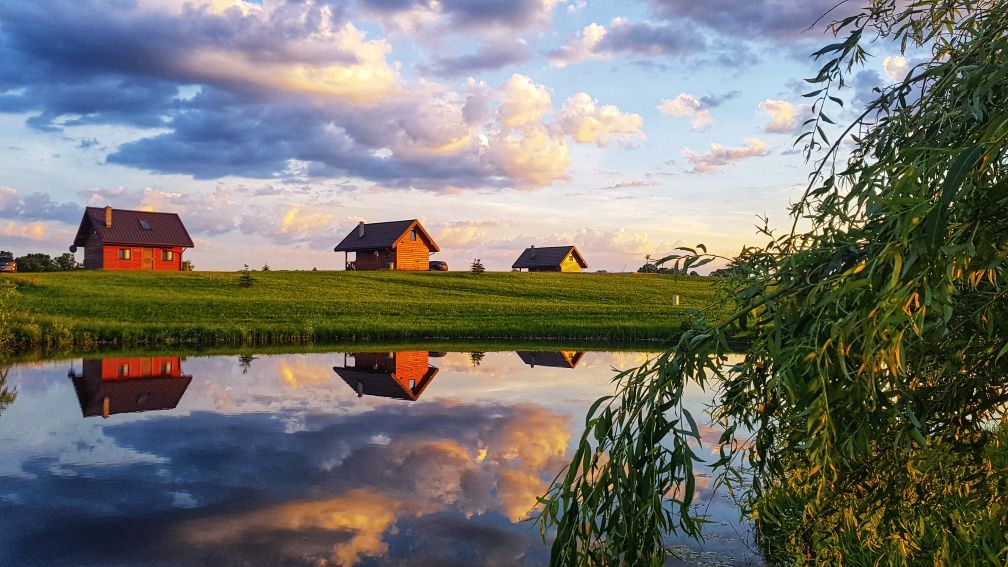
[{"xmin": 186, "ymin": 489, "xmax": 397, "ymax": 566}]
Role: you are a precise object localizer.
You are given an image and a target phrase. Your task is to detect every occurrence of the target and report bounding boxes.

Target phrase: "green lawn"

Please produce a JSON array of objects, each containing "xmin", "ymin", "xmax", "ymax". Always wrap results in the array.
[{"xmin": 1, "ymin": 270, "xmax": 724, "ymax": 351}]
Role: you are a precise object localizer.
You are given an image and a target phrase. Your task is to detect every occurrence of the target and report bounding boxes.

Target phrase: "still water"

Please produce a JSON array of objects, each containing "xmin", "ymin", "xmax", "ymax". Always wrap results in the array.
[{"xmin": 0, "ymin": 351, "xmax": 759, "ymax": 566}]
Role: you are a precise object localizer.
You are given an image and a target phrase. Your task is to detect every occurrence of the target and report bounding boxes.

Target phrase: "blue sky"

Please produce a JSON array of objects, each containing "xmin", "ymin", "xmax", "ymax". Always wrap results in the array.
[{"xmin": 0, "ymin": 0, "xmax": 908, "ymax": 270}]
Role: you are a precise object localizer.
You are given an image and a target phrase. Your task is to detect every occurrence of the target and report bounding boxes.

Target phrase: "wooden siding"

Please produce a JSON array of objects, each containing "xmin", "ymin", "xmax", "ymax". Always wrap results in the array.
[
  {"xmin": 394, "ymin": 229, "xmax": 431, "ymax": 271},
  {"xmin": 100, "ymin": 245, "xmax": 185, "ymax": 271},
  {"xmin": 392, "ymin": 351, "xmax": 431, "ymax": 383},
  {"xmin": 83, "ymin": 232, "xmax": 104, "ymax": 270},
  {"xmin": 96, "ymin": 357, "xmax": 185, "ymax": 380},
  {"xmin": 560, "ymin": 253, "xmax": 583, "ymax": 272}
]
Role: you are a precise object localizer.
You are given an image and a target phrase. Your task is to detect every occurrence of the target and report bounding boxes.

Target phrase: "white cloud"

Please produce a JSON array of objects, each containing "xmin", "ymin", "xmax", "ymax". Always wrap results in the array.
[
  {"xmin": 758, "ymin": 99, "xmax": 808, "ymax": 134},
  {"xmin": 683, "ymin": 138, "xmax": 769, "ymax": 173},
  {"xmin": 883, "ymin": 55, "xmax": 909, "ymax": 81},
  {"xmin": 549, "ymin": 22, "xmax": 608, "ymax": 67},
  {"xmin": 487, "ymin": 126, "xmax": 571, "ymax": 187},
  {"xmin": 558, "ymin": 93, "xmax": 643, "ymax": 146},
  {"xmin": 498, "ymin": 74, "xmax": 553, "ymax": 128},
  {"xmin": 658, "ymin": 93, "xmax": 711, "ymax": 130}
]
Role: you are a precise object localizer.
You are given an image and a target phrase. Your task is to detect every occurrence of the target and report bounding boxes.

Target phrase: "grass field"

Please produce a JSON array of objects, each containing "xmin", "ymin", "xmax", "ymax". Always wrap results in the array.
[{"xmin": 0, "ymin": 270, "xmax": 724, "ymax": 351}]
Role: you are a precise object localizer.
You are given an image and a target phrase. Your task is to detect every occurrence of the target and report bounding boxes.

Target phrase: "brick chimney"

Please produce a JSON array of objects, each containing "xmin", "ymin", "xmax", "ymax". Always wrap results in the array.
[
  {"xmin": 104, "ymin": 206, "xmax": 113, "ymax": 229},
  {"xmin": 358, "ymin": 221, "xmax": 365, "ymax": 237},
  {"xmin": 530, "ymin": 244, "xmax": 535, "ymax": 259}
]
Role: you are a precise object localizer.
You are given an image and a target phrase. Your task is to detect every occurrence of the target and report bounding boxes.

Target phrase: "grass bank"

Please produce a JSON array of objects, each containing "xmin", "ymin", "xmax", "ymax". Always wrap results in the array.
[{"xmin": 0, "ymin": 270, "xmax": 723, "ymax": 352}]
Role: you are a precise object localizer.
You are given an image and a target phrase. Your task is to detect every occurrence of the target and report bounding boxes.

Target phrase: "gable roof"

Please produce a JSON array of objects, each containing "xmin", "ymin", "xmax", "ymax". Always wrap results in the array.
[
  {"xmin": 516, "ymin": 351, "xmax": 585, "ymax": 369},
  {"xmin": 333, "ymin": 365, "xmax": 439, "ymax": 401},
  {"xmin": 512, "ymin": 245, "xmax": 588, "ymax": 269},
  {"xmin": 333, "ymin": 219, "xmax": 440, "ymax": 252},
  {"xmin": 72, "ymin": 207, "xmax": 194, "ymax": 248}
]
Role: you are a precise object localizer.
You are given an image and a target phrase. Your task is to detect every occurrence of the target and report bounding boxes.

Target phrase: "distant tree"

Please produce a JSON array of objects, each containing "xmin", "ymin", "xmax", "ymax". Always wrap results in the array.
[
  {"xmin": 261, "ymin": 263, "xmax": 271, "ymax": 272},
  {"xmin": 53, "ymin": 253, "xmax": 80, "ymax": 271},
  {"xmin": 14, "ymin": 253, "xmax": 56, "ymax": 272},
  {"xmin": 470, "ymin": 258, "xmax": 485, "ymax": 274},
  {"xmin": 238, "ymin": 264, "xmax": 255, "ymax": 288},
  {"xmin": 238, "ymin": 354, "xmax": 258, "ymax": 374},
  {"xmin": 469, "ymin": 352, "xmax": 485, "ymax": 367},
  {"xmin": 0, "ymin": 367, "xmax": 15, "ymax": 417},
  {"xmin": 0, "ymin": 250, "xmax": 12, "ymax": 259}
]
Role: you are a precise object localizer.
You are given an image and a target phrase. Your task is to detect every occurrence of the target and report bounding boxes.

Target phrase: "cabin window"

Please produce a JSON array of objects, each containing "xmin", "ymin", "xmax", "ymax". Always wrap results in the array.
[
  {"xmin": 160, "ymin": 361, "xmax": 172, "ymax": 374},
  {"xmin": 139, "ymin": 219, "xmax": 151, "ymax": 230},
  {"xmin": 118, "ymin": 248, "xmax": 132, "ymax": 260},
  {"xmin": 409, "ymin": 379, "xmax": 416, "ymax": 389},
  {"xmin": 162, "ymin": 249, "xmax": 174, "ymax": 261},
  {"xmin": 411, "ymin": 230, "xmax": 417, "ymax": 241},
  {"xmin": 117, "ymin": 363, "xmax": 130, "ymax": 377}
]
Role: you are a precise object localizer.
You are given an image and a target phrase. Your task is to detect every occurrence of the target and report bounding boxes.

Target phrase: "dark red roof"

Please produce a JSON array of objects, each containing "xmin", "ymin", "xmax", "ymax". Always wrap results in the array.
[
  {"xmin": 512, "ymin": 245, "xmax": 588, "ymax": 269},
  {"xmin": 516, "ymin": 351, "xmax": 585, "ymax": 369},
  {"xmin": 333, "ymin": 365, "xmax": 439, "ymax": 401},
  {"xmin": 72, "ymin": 207, "xmax": 194, "ymax": 248},
  {"xmin": 334, "ymin": 219, "xmax": 440, "ymax": 252},
  {"xmin": 70, "ymin": 373, "xmax": 193, "ymax": 417}
]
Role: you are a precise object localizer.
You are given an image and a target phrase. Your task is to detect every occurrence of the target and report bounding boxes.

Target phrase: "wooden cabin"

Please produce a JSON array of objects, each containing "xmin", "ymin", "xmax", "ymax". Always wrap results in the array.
[
  {"xmin": 68, "ymin": 356, "xmax": 192, "ymax": 418},
  {"xmin": 333, "ymin": 351, "xmax": 439, "ymax": 401},
  {"xmin": 512, "ymin": 245, "xmax": 588, "ymax": 272},
  {"xmin": 334, "ymin": 219, "xmax": 440, "ymax": 271},
  {"xmin": 516, "ymin": 351, "xmax": 585, "ymax": 369},
  {"xmin": 70, "ymin": 206, "xmax": 193, "ymax": 271}
]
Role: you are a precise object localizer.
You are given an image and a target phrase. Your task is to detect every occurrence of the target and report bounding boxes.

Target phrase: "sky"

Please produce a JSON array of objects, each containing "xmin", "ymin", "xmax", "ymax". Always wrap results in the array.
[{"xmin": 0, "ymin": 0, "xmax": 910, "ymax": 271}]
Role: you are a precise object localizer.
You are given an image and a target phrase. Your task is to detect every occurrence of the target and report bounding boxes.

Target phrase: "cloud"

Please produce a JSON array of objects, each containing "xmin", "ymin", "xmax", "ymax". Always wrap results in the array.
[
  {"xmin": 435, "ymin": 219, "xmax": 503, "ymax": 247},
  {"xmin": 487, "ymin": 126, "xmax": 571, "ymax": 187},
  {"xmin": 549, "ymin": 18, "xmax": 706, "ymax": 67},
  {"xmin": 498, "ymin": 74, "xmax": 552, "ymax": 129},
  {"xmin": 758, "ymin": 99, "xmax": 810, "ymax": 134},
  {"xmin": 647, "ymin": 0, "xmax": 857, "ymax": 41},
  {"xmin": 883, "ymin": 55, "xmax": 909, "ymax": 81},
  {"xmin": 0, "ymin": 220, "xmax": 49, "ymax": 241},
  {"xmin": 423, "ymin": 39, "xmax": 532, "ymax": 77},
  {"xmin": 558, "ymin": 93, "xmax": 643, "ymax": 146},
  {"xmin": 81, "ymin": 185, "xmax": 238, "ymax": 236},
  {"xmin": 658, "ymin": 93, "xmax": 711, "ymax": 130},
  {"xmin": 683, "ymin": 138, "xmax": 769, "ymax": 173},
  {"xmin": 0, "ymin": 186, "xmax": 81, "ymax": 224},
  {"xmin": 360, "ymin": 0, "xmax": 560, "ymax": 32}
]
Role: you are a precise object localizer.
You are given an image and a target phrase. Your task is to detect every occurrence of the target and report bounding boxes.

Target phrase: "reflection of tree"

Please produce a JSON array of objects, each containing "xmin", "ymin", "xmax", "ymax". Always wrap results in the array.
[
  {"xmin": 0, "ymin": 366, "xmax": 15, "ymax": 417},
  {"xmin": 469, "ymin": 352, "xmax": 485, "ymax": 367},
  {"xmin": 238, "ymin": 354, "xmax": 258, "ymax": 375}
]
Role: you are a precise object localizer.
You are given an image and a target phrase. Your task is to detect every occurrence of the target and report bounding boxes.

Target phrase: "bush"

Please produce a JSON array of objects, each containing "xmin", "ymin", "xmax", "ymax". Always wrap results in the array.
[
  {"xmin": 470, "ymin": 258, "xmax": 485, "ymax": 274},
  {"xmin": 238, "ymin": 264, "xmax": 255, "ymax": 288}
]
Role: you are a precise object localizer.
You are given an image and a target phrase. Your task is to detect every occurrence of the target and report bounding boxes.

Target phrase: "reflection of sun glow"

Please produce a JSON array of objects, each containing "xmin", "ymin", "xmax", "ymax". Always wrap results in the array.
[{"xmin": 184, "ymin": 489, "xmax": 397, "ymax": 567}]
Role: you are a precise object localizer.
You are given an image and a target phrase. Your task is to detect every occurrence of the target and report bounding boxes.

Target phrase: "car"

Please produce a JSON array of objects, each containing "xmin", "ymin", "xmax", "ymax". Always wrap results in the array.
[
  {"xmin": 0, "ymin": 253, "xmax": 16, "ymax": 273},
  {"xmin": 429, "ymin": 260, "xmax": 448, "ymax": 271}
]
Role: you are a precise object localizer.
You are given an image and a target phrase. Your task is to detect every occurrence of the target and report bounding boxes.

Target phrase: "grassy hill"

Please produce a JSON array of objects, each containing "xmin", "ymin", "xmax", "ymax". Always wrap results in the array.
[{"xmin": 0, "ymin": 270, "xmax": 724, "ymax": 351}]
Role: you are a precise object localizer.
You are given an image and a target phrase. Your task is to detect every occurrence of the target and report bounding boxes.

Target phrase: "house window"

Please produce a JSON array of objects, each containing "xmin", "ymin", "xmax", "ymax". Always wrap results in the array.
[
  {"xmin": 118, "ymin": 248, "xmax": 132, "ymax": 260},
  {"xmin": 409, "ymin": 379, "xmax": 416, "ymax": 389},
  {"xmin": 162, "ymin": 249, "xmax": 174, "ymax": 261},
  {"xmin": 117, "ymin": 364, "xmax": 130, "ymax": 377},
  {"xmin": 160, "ymin": 361, "xmax": 173, "ymax": 374},
  {"xmin": 139, "ymin": 219, "xmax": 151, "ymax": 230},
  {"xmin": 411, "ymin": 230, "xmax": 417, "ymax": 241}
]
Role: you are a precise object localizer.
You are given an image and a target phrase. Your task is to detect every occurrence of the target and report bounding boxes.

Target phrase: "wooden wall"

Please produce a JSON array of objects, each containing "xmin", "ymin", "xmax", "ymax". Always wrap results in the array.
[
  {"xmin": 393, "ymin": 229, "xmax": 431, "ymax": 271},
  {"xmin": 354, "ymin": 249, "xmax": 396, "ymax": 270},
  {"xmin": 560, "ymin": 253, "xmax": 583, "ymax": 272},
  {"xmin": 98, "ymin": 246, "xmax": 185, "ymax": 271}
]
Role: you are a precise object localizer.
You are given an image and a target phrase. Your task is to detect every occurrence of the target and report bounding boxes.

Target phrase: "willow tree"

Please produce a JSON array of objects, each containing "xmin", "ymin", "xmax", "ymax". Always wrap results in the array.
[{"xmin": 539, "ymin": 1, "xmax": 1008, "ymax": 564}]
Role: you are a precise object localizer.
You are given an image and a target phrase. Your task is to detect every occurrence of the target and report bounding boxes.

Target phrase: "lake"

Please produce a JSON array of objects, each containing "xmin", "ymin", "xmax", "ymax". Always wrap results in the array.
[{"xmin": 0, "ymin": 350, "xmax": 760, "ymax": 566}]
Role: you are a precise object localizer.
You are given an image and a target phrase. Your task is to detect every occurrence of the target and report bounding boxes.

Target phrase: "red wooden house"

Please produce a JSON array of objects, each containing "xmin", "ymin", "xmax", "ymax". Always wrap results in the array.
[
  {"xmin": 70, "ymin": 206, "xmax": 194, "ymax": 271},
  {"xmin": 69, "ymin": 356, "xmax": 193, "ymax": 418},
  {"xmin": 334, "ymin": 219, "xmax": 440, "ymax": 271},
  {"xmin": 333, "ymin": 351, "xmax": 439, "ymax": 401}
]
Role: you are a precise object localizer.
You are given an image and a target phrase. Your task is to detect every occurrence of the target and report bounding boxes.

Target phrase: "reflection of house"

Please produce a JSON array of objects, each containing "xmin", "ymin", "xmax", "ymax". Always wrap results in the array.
[
  {"xmin": 69, "ymin": 357, "xmax": 192, "ymax": 418},
  {"xmin": 512, "ymin": 245, "xmax": 588, "ymax": 272},
  {"xmin": 70, "ymin": 206, "xmax": 194, "ymax": 271},
  {"xmin": 333, "ymin": 352, "xmax": 439, "ymax": 401},
  {"xmin": 334, "ymin": 219, "xmax": 440, "ymax": 271},
  {"xmin": 516, "ymin": 351, "xmax": 585, "ymax": 369}
]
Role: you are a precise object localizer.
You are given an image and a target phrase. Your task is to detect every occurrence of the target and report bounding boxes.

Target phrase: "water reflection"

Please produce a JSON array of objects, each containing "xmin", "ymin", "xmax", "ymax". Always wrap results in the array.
[
  {"xmin": 515, "ymin": 350, "xmax": 584, "ymax": 369},
  {"xmin": 68, "ymin": 357, "xmax": 192, "ymax": 418},
  {"xmin": 0, "ymin": 351, "xmax": 758, "ymax": 566},
  {"xmin": 333, "ymin": 351, "xmax": 439, "ymax": 401}
]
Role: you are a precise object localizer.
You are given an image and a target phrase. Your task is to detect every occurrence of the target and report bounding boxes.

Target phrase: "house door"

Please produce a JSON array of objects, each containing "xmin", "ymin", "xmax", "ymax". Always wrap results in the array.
[{"xmin": 141, "ymin": 248, "xmax": 153, "ymax": 270}]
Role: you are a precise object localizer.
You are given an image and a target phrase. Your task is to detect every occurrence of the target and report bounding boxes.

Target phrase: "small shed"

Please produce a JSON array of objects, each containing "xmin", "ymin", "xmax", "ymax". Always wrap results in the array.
[
  {"xmin": 70, "ymin": 206, "xmax": 193, "ymax": 271},
  {"xmin": 334, "ymin": 219, "xmax": 440, "ymax": 271},
  {"xmin": 516, "ymin": 351, "xmax": 585, "ymax": 369},
  {"xmin": 333, "ymin": 351, "xmax": 439, "ymax": 401},
  {"xmin": 512, "ymin": 245, "xmax": 588, "ymax": 272},
  {"xmin": 68, "ymin": 356, "xmax": 192, "ymax": 418}
]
